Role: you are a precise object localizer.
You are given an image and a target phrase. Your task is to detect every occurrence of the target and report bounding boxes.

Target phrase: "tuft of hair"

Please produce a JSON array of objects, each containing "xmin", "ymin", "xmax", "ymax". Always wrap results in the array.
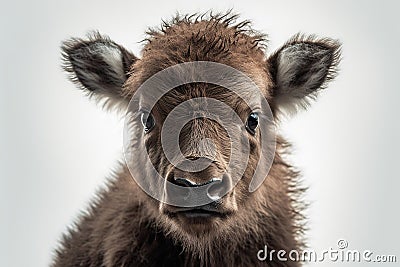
[{"xmin": 146, "ymin": 10, "xmax": 268, "ymax": 48}]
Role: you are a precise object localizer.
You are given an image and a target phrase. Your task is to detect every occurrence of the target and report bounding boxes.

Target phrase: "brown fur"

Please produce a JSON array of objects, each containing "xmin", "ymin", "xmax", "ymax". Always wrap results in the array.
[{"xmin": 53, "ymin": 12, "xmax": 341, "ymax": 267}]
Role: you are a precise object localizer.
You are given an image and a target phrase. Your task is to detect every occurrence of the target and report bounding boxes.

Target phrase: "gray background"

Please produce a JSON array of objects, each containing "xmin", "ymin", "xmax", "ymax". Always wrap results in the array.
[{"xmin": 1, "ymin": 0, "xmax": 399, "ymax": 266}]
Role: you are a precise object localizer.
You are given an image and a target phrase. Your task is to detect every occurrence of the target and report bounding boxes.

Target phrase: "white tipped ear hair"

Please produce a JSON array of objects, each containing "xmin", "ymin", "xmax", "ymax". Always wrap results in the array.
[
  {"xmin": 61, "ymin": 31, "xmax": 137, "ymax": 112},
  {"xmin": 268, "ymin": 33, "xmax": 342, "ymax": 116}
]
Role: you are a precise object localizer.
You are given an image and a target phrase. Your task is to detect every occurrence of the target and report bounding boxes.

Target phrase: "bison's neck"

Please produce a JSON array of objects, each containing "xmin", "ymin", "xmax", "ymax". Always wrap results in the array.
[{"xmin": 127, "ymin": 192, "xmax": 301, "ymax": 267}]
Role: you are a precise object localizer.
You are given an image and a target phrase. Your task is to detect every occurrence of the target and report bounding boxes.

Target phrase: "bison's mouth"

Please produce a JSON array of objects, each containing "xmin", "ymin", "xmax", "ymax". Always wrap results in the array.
[
  {"xmin": 176, "ymin": 208, "xmax": 229, "ymax": 219},
  {"xmin": 164, "ymin": 203, "xmax": 232, "ymax": 221},
  {"xmin": 179, "ymin": 209, "xmax": 220, "ymax": 218},
  {"xmin": 160, "ymin": 199, "xmax": 237, "ymax": 234}
]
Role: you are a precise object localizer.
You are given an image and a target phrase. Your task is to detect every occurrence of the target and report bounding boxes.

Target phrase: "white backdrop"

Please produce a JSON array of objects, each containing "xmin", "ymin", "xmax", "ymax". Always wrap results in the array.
[{"xmin": 1, "ymin": 1, "xmax": 399, "ymax": 266}]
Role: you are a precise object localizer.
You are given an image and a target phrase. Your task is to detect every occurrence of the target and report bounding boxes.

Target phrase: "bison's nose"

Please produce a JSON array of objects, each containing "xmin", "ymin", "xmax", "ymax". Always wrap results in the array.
[
  {"xmin": 164, "ymin": 157, "xmax": 233, "ymax": 206},
  {"xmin": 165, "ymin": 159, "xmax": 232, "ymax": 206},
  {"xmin": 172, "ymin": 177, "xmax": 226, "ymax": 201}
]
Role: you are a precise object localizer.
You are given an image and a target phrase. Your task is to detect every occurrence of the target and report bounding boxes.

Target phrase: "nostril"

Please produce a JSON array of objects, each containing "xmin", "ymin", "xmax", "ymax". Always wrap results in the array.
[
  {"xmin": 173, "ymin": 177, "xmax": 197, "ymax": 187},
  {"xmin": 207, "ymin": 178, "xmax": 227, "ymax": 201}
]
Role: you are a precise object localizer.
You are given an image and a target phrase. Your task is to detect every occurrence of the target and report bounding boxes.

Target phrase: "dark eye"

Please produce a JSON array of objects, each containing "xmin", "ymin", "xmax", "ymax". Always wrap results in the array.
[
  {"xmin": 140, "ymin": 111, "xmax": 155, "ymax": 133},
  {"xmin": 246, "ymin": 112, "xmax": 259, "ymax": 135}
]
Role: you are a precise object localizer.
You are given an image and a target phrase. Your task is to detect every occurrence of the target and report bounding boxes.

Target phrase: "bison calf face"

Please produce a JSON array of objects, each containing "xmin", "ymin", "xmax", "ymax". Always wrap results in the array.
[{"xmin": 126, "ymin": 80, "xmax": 270, "ymax": 234}]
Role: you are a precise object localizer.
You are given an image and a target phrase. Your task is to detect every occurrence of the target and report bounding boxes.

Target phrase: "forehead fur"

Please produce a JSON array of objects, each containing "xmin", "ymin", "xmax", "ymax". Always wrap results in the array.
[{"xmin": 124, "ymin": 12, "xmax": 273, "ymax": 99}]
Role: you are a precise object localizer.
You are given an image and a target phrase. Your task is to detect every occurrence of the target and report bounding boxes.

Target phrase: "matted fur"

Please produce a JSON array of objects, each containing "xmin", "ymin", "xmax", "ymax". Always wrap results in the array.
[{"xmin": 53, "ymin": 11, "xmax": 341, "ymax": 267}]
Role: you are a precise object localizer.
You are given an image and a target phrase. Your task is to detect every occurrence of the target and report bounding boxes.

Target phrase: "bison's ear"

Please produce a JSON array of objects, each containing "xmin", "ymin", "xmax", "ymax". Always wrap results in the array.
[
  {"xmin": 268, "ymin": 34, "xmax": 341, "ymax": 115},
  {"xmin": 61, "ymin": 32, "xmax": 137, "ymax": 112}
]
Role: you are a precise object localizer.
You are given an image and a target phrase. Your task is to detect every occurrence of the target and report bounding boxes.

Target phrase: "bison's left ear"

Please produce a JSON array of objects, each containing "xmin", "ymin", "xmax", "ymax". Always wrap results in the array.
[
  {"xmin": 268, "ymin": 34, "xmax": 341, "ymax": 115},
  {"xmin": 61, "ymin": 32, "xmax": 137, "ymax": 112}
]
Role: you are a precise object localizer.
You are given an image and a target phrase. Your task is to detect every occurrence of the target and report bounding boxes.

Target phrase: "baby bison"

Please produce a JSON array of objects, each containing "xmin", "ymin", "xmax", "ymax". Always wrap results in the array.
[{"xmin": 53, "ymin": 13, "xmax": 341, "ymax": 267}]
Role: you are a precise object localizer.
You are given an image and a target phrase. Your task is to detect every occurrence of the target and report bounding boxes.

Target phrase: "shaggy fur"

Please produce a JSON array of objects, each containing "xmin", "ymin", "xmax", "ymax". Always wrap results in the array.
[{"xmin": 53, "ymin": 12, "xmax": 341, "ymax": 267}]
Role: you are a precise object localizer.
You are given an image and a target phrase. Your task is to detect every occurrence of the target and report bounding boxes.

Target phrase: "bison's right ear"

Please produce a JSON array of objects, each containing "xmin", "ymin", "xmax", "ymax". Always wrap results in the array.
[{"xmin": 61, "ymin": 32, "xmax": 137, "ymax": 112}]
